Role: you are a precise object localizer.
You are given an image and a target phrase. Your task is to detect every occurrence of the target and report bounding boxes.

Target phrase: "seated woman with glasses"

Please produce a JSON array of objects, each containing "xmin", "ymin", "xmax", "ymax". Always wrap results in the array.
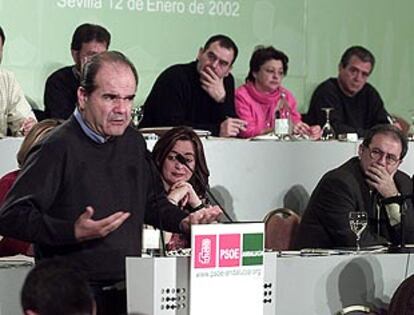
[
  {"xmin": 152, "ymin": 126, "xmax": 209, "ymax": 250},
  {"xmin": 235, "ymin": 46, "xmax": 321, "ymax": 139}
]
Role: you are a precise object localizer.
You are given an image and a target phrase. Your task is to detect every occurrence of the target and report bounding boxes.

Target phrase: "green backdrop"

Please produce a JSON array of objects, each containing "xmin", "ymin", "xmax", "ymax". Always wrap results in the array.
[{"xmin": 0, "ymin": 0, "xmax": 413, "ymax": 120}]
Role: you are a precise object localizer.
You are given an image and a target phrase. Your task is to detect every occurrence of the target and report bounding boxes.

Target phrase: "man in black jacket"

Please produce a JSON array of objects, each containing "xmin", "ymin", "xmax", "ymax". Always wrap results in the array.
[
  {"xmin": 139, "ymin": 34, "xmax": 246, "ymax": 137},
  {"xmin": 43, "ymin": 23, "xmax": 110, "ymax": 120},
  {"xmin": 295, "ymin": 124, "xmax": 414, "ymax": 249},
  {"xmin": 304, "ymin": 46, "xmax": 390, "ymax": 138}
]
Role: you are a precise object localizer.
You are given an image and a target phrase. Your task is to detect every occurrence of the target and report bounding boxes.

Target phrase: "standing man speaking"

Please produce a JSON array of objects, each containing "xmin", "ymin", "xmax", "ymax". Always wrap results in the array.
[{"xmin": 0, "ymin": 51, "xmax": 220, "ymax": 315}]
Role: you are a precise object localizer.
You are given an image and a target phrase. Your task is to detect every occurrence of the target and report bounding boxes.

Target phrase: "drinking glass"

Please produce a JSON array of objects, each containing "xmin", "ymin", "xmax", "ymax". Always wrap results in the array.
[
  {"xmin": 349, "ymin": 211, "xmax": 368, "ymax": 253},
  {"xmin": 131, "ymin": 106, "xmax": 144, "ymax": 129},
  {"xmin": 321, "ymin": 107, "xmax": 335, "ymax": 140}
]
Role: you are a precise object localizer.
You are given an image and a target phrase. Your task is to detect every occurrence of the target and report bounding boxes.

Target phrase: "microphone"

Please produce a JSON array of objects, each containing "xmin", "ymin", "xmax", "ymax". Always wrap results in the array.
[
  {"xmin": 175, "ymin": 153, "xmax": 234, "ymax": 222},
  {"xmin": 145, "ymin": 150, "xmax": 167, "ymax": 257}
]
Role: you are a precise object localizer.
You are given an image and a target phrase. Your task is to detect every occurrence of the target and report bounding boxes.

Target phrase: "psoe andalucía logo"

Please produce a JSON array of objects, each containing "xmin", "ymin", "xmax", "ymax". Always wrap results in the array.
[{"xmin": 193, "ymin": 232, "xmax": 263, "ymax": 269}]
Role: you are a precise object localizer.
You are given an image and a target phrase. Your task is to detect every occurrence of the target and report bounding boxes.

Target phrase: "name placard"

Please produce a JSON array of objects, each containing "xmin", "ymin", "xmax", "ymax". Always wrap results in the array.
[{"xmin": 190, "ymin": 223, "xmax": 264, "ymax": 315}]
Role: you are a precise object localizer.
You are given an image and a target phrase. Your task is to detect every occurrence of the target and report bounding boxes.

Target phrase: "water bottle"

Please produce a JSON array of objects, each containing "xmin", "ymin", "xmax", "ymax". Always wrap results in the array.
[{"xmin": 274, "ymin": 92, "xmax": 292, "ymax": 139}]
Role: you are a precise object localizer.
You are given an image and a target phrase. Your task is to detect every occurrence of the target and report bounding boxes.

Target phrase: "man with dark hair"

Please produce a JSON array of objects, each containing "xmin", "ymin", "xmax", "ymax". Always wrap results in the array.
[
  {"xmin": 43, "ymin": 23, "xmax": 111, "ymax": 120},
  {"xmin": 0, "ymin": 26, "xmax": 5, "ymax": 63},
  {"xmin": 304, "ymin": 46, "xmax": 390, "ymax": 138},
  {"xmin": 0, "ymin": 26, "xmax": 36, "ymax": 137},
  {"xmin": 21, "ymin": 258, "xmax": 95, "ymax": 315},
  {"xmin": 139, "ymin": 34, "xmax": 247, "ymax": 137},
  {"xmin": 0, "ymin": 51, "xmax": 220, "ymax": 315},
  {"xmin": 295, "ymin": 124, "xmax": 414, "ymax": 249}
]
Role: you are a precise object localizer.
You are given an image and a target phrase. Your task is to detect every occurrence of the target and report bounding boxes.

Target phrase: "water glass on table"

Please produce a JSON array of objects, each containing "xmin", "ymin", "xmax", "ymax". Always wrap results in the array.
[{"xmin": 349, "ymin": 211, "xmax": 368, "ymax": 253}]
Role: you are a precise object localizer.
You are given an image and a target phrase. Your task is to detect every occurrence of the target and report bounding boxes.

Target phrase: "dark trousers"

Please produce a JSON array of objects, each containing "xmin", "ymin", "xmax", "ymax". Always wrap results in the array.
[{"xmin": 91, "ymin": 284, "xmax": 127, "ymax": 315}]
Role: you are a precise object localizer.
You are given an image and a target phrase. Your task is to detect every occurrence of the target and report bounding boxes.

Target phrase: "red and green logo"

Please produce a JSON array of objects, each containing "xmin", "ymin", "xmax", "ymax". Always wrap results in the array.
[{"xmin": 194, "ymin": 232, "xmax": 263, "ymax": 269}]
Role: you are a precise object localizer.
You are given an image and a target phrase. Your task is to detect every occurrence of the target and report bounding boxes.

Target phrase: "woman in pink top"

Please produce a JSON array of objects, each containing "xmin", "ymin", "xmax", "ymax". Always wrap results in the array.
[{"xmin": 236, "ymin": 46, "xmax": 321, "ymax": 139}]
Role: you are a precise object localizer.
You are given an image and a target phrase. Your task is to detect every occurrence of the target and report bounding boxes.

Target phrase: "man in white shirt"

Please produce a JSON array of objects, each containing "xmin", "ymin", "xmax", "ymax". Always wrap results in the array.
[{"xmin": 0, "ymin": 26, "xmax": 36, "ymax": 138}]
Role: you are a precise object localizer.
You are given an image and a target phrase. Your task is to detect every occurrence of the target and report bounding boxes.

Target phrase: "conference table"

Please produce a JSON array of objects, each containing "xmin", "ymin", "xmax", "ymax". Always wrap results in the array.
[
  {"xmin": 2, "ymin": 137, "xmax": 414, "ymax": 221},
  {"xmin": 126, "ymin": 251, "xmax": 413, "ymax": 315},
  {"xmin": 2, "ymin": 137, "xmax": 414, "ymax": 314},
  {"xmin": 0, "ymin": 258, "xmax": 33, "ymax": 315},
  {"xmin": 1, "ymin": 250, "xmax": 410, "ymax": 315}
]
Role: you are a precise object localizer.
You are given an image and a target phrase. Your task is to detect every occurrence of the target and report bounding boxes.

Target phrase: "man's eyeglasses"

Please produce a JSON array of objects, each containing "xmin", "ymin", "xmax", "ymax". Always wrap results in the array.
[{"xmin": 366, "ymin": 146, "xmax": 400, "ymax": 165}]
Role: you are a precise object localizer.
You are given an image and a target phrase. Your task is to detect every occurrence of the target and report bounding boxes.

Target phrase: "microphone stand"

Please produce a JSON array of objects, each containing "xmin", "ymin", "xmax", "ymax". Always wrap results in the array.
[
  {"xmin": 145, "ymin": 151, "xmax": 167, "ymax": 257},
  {"xmin": 175, "ymin": 154, "xmax": 234, "ymax": 222}
]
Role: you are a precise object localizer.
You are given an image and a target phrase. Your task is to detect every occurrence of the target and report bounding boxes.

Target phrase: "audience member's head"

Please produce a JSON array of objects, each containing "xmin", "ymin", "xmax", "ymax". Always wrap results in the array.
[
  {"xmin": 359, "ymin": 124, "xmax": 407, "ymax": 177},
  {"xmin": 152, "ymin": 126, "xmax": 210, "ymax": 196},
  {"xmin": 245, "ymin": 46, "xmax": 289, "ymax": 92},
  {"xmin": 388, "ymin": 274, "xmax": 414, "ymax": 315},
  {"xmin": 0, "ymin": 25, "xmax": 5, "ymax": 63},
  {"xmin": 17, "ymin": 119, "xmax": 63, "ymax": 168},
  {"xmin": 338, "ymin": 45, "xmax": 375, "ymax": 96},
  {"xmin": 78, "ymin": 51, "xmax": 138, "ymax": 138},
  {"xmin": 0, "ymin": 26, "xmax": 5, "ymax": 44},
  {"xmin": 196, "ymin": 34, "xmax": 238, "ymax": 79},
  {"xmin": 21, "ymin": 258, "xmax": 95, "ymax": 315},
  {"xmin": 361, "ymin": 124, "xmax": 408, "ymax": 160},
  {"xmin": 340, "ymin": 46, "xmax": 375, "ymax": 71},
  {"xmin": 70, "ymin": 23, "xmax": 111, "ymax": 72}
]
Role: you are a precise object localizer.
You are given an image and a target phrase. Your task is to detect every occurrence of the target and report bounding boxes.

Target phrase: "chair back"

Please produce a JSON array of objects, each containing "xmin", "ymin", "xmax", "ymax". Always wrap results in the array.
[{"xmin": 263, "ymin": 208, "xmax": 300, "ymax": 251}]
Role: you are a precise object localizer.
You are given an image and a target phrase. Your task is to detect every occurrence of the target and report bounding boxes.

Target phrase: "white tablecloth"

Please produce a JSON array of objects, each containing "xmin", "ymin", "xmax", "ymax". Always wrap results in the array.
[{"xmin": 2, "ymin": 137, "xmax": 413, "ymax": 221}]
